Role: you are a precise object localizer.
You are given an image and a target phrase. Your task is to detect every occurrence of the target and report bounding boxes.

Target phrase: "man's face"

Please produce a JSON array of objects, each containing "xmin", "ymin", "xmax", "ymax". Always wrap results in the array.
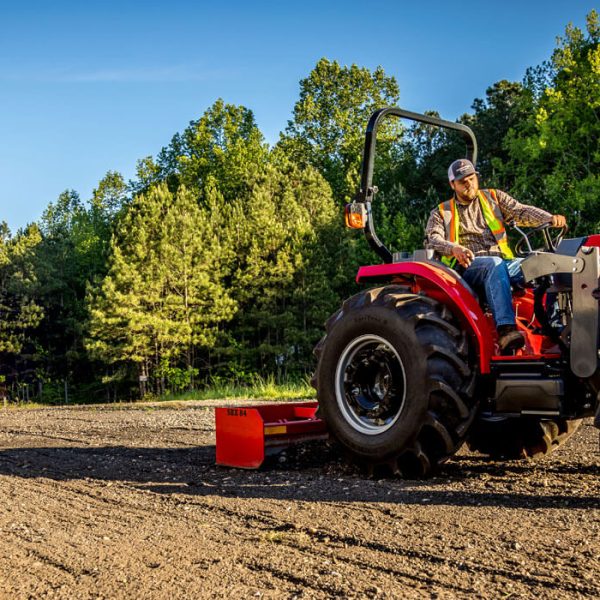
[{"xmin": 450, "ymin": 173, "xmax": 479, "ymax": 202}]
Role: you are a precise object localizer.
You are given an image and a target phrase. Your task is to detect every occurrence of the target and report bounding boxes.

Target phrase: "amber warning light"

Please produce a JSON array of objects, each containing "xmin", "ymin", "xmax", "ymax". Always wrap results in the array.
[{"xmin": 344, "ymin": 202, "xmax": 367, "ymax": 229}]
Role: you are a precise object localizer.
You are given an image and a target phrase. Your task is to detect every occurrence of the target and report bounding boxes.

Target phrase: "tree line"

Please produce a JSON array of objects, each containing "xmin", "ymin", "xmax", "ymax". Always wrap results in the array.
[{"xmin": 1, "ymin": 12, "xmax": 598, "ymax": 403}]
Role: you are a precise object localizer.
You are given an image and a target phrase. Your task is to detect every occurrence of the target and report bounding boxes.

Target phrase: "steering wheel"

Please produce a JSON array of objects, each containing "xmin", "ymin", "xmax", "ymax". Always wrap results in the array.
[{"xmin": 513, "ymin": 222, "xmax": 568, "ymax": 257}]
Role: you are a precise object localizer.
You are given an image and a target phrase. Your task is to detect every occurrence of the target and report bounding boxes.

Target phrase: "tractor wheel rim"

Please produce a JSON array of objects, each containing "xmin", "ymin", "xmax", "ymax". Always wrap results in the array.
[{"xmin": 334, "ymin": 334, "xmax": 407, "ymax": 436}]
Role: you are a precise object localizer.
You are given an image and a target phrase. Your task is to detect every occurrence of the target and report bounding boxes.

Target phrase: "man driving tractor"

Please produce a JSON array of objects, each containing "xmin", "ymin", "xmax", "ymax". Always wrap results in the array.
[{"xmin": 425, "ymin": 159, "xmax": 567, "ymax": 353}]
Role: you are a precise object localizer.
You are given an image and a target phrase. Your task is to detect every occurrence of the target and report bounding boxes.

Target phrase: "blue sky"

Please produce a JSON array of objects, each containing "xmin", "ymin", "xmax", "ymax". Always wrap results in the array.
[{"xmin": 0, "ymin": 0, "xmax": 595, "ymax": 231}]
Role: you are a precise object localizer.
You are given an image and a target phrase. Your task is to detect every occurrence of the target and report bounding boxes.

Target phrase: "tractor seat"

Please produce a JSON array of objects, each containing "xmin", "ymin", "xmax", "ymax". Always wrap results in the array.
[{"xmin": 411, "ymin": 248, "xmax": 534, "ymax": 295}]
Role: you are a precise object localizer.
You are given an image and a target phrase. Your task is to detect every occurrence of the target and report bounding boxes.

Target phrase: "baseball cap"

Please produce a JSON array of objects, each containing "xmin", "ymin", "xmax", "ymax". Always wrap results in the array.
[{"xmin": 448, "ymin": 159, "xmax": 479, "ymax": 182}]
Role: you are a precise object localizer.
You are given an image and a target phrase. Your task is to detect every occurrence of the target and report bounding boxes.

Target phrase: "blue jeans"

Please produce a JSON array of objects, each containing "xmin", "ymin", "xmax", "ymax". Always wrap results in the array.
[{"xmin": 461, "ymin": 257, "xmax": 524, "ymax": 327}]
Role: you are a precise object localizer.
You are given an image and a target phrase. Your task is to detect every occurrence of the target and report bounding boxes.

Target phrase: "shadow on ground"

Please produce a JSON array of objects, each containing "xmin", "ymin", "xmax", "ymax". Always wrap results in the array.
[{"xmin": 0, "ymin": 442, "xmax": 597, "ymax": 508}]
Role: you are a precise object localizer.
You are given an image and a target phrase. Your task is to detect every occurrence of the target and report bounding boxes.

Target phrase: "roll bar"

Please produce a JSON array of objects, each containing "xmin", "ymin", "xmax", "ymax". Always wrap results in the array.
[{"xmin": 355, "ymin": 107, "xmax": 478, "ymax": 263}]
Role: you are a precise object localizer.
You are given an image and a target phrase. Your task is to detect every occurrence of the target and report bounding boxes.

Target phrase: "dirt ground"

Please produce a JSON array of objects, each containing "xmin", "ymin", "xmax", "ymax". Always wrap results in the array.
[{"xmin": 0, "ymin": 400, "xmax": 598, "ymax": 599}]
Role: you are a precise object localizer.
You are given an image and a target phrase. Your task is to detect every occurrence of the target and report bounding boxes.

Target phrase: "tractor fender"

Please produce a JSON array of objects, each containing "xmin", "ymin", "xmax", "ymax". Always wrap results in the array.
[{"xmin": 356, "ymin": 261, "xmax": 493, "ymax": 373}]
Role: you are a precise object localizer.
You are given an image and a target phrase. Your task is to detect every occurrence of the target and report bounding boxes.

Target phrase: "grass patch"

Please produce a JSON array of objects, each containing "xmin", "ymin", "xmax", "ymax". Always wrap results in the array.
[
  {"xmin": 1, "ymin": 375, "xmax": 316, "ymax": 409},
  {"xmin": 0, "ymin": 401, "xmax": 47, "ymax": 410},
  {"xmin": 159, "ymin": 374, "xmax": 316, "ymax": 403},
  {"xmin": 261, "ymin": 529, "xmax": 311, "ymax": 546}
]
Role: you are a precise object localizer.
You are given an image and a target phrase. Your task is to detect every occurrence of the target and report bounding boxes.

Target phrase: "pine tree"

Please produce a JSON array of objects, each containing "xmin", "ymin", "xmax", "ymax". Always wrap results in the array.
[
  {"xmin": 0, "ymin": 223, "xmax": 44, "ymax": 357},
  {"xmin": 87, "ymin": 183, "xmax": 236, "ymax": 393}
]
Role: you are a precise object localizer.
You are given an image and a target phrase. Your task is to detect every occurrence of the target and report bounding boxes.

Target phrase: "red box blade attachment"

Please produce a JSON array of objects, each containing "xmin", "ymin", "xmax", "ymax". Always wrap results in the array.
[{"xmin": 215, "ymin": 401, "xmax": 327, "ymax": 469}]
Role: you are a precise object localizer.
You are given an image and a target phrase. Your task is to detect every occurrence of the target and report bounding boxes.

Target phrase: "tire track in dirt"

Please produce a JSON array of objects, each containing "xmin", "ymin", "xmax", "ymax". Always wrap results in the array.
[
  {"xmin": 59, "ymin": 467, "xmax": 588, "ymax": 599},
  {"xmin": 164, "ymin": 495, "xmax": 597, "ymax": 597},
  {"xmin": 0, "ymin": 428, "xmax": 94, "ymax": 445},
  {"xmin": 0, "ymin": 478, "xmax": 262, "ymax": 598},
  {"xmin": 242, "ymin": 528, "xmax": 480, "ymax": 598},
  {"xmin": 2, "ymin": 473, "xmax": 450, "ymax": 597},
  {"xmin": 33, "ymin": 467, "xmax": 600, "ymax": 591}
]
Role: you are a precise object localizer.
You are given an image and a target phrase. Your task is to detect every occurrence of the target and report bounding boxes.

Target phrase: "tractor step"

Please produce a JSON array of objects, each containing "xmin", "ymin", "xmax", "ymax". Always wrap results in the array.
[{"xmin": 215, "ymin": 401, "xmax": 327, "ymax": 468}]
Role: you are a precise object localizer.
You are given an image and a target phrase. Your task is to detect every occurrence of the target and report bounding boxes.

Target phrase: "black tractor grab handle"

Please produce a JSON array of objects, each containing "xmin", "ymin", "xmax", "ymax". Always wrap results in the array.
[{"xmin": 356, "ymin": 107, "xmax": 478, "ymax": 263}]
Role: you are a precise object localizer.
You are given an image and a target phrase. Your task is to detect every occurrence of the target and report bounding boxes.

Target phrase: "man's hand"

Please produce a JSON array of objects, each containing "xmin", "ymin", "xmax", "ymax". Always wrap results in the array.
[
  {"xmin": 551, "ymin": 214, "xmax": 567, "ymax": 228},
  {"xmin": 451, "ymin": 245, "xmax": 474, "ymax": 268}
]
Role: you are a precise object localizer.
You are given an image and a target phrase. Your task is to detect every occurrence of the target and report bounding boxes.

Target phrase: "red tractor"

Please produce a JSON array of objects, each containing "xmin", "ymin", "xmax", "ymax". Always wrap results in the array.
[{"xmin": 312, "ymin": 107, "xmax": 600, "ymax": 477}]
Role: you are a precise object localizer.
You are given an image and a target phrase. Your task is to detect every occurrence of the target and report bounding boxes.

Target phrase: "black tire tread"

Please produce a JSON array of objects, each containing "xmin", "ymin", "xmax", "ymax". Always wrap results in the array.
[
  {"xmin": 467, "ymin": 416, "xmax": 583, "ymax": 459},
  {"xmin": 313, "ymin": 285, "xmax": 477, "ymax": 478}
]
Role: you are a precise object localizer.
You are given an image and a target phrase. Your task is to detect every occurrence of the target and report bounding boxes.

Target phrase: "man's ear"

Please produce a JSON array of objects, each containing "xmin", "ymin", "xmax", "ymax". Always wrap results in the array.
[{"xmin": 449, "ymin": 181, "xmax": 455, "ymax": 191}]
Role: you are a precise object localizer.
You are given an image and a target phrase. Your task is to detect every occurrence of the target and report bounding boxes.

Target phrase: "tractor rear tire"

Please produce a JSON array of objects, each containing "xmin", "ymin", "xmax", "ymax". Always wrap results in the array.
[
  {"xmin": 312, "ymin": 286, "xmax": 476, "ymax": 478},
  {"xmin": 467, "ymin": 416, "xmax": 583, "ymax": 460}
]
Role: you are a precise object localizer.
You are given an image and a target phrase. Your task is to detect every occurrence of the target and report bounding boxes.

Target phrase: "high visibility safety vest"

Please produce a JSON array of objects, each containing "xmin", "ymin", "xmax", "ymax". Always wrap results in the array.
[{"xmin": 437, "ymin": 189, "xmax": 514, "ymax": 268}]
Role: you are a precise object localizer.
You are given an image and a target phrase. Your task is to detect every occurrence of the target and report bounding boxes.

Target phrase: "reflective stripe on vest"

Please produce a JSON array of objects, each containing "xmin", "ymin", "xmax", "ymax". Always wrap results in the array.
[
  {"xmin": 477, "ymin": 189, "xmax": 514, "ymax": 259},
  {"xmin": 437, "ymin": 189, "xmax": 514, "ymax": 266},
  {"xmin": 438, "ymin": 200, "xmax": 460, "ymax": 267}
]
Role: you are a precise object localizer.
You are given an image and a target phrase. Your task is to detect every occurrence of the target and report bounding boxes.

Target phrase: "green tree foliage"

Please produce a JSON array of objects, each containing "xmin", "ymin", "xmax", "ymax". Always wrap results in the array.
[
  {"xmin": 92, "ymin": 170, "xmax": 129, "ymax": 220},
  {"xmin": 79, "ymin": 171, "xmax": 129, "ymax": 282},
  {"xmin": 34, "ymin": 190, "xmax": 87, "ymax": 378},
  {"xmin": 18, "ymin": 178, "xmax": 129, "ymax": 401},
  {"xmin": 505, "ymin": 10, "xmax": 600, "ymax": 232},
  {"xmin": 279, "ymin": 58, "xmax": 401, "ymax": 202},
  {"xmin": 220, "ymin": 159, "xmax": 340, "ymax": 378},
  {"xmin": 33, "ymin": 182, "xmax": 124, "ymax": 370},
  {"xmin": 155, "ymin": 98, "xmax": 269, "ymax": 199},
  {"xmin": 130, "ymin": 156, "xmax": 161, "ymax": 196},
  {"xmin": 5, "ymin": 15, "xmax": 598, "ymax": 402},
  {"xmin": 467, "ymin": 80, "xmax": 529, "ymax": 186},
  {"xmin": 87, "ymin": 183, "xmax": 236, "ymax": 393},
  {"xmin": 0, "ymin": 223, "xmax": 43, "ymax": 357}
]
